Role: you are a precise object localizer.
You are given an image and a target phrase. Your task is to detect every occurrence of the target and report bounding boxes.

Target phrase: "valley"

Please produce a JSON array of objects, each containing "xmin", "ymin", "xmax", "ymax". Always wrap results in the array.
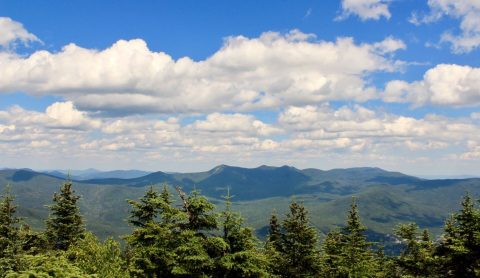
[{"xmin": 1, "ymin": 165, "xmax": 478, "ymax": 241}]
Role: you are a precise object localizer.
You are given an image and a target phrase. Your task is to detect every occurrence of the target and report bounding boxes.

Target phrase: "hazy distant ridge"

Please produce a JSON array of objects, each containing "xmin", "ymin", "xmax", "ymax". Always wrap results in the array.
[{"xmin": 1, "ymin": 165, "xmax": 479, "ymax": 240}]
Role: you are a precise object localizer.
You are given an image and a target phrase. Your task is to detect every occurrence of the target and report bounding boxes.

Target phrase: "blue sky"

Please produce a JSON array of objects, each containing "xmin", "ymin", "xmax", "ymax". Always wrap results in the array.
[{"xmin": 1, "ymin": 0, "xmax": 480, "ymax": 176}]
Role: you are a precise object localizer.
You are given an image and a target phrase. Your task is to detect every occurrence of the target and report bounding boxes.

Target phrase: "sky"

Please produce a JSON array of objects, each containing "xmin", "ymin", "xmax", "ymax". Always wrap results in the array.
[{"xmin": 1, "ymin": 0, "xmax": 480, "ymax": 176}]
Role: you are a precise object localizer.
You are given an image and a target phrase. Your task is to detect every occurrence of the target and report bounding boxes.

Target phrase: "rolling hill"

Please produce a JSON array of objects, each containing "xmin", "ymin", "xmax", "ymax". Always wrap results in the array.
[{"xmin": 0, "ymin": 165, "xmax": 479, "ymax": 242}]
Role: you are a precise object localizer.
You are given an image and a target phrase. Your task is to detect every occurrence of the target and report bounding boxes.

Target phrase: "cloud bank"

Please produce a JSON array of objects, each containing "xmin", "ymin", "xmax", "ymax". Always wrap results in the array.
[
  {"xmin": 0, "ymin": 30, "xmax": 404, "ymax": 115},
  {"xmin": 0, "ymin": 16, "xmax": 480, "ymax": 174}
]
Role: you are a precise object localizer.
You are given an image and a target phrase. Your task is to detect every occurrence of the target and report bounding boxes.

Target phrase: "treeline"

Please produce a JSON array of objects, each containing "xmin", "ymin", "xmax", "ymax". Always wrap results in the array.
[{"xmin": 0, "ymin": 181, "xmax": 479, "ymax": 277}]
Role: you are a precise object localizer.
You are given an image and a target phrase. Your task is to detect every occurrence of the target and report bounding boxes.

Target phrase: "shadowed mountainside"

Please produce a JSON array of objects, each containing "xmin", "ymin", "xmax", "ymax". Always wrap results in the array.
[{"xmin": 1, "ymin": 165, "xmax": 479, "ymax": 240}]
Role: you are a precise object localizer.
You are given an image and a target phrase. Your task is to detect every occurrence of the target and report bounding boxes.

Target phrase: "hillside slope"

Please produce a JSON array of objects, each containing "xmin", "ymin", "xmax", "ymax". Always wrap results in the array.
[{"xmin": 1, "ymin": 166, "xmax": 479, "ymax": 240}]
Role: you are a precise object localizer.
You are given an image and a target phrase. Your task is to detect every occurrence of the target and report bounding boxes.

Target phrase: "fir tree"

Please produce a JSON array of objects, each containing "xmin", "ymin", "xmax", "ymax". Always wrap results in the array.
[
  {"xmin": 126, "ymin": 186, "xmax": 179, "ymax": 277},
  {"xmin": 0, "ymin": 186, "xmax": 22, "ymax": 275},
  {"xmin": 338, "ymin": 197, "xmax": 376, "ymax": 277},
  {"xmin": 214, "ymin": 190, "xmax": 268, "ymax": 277},
  {"xmin": 127, "ymin": 186, "xmax": 217, "ymax": 277},
  {"xmin": 265, "ymin": 211, "xmax": 284, "ymax": 277},
  {"xmin": 127, "ymin": 186, "xmax": 162, "ymax": 227},
  {"xmin": 266, "ymin": 211, "xmax": 282, "ymax": 250},
  {"xmin": 436, "ymin": 194, "xmax": 480, "ymax": 277},
  {"xmin": 279, "ymin": 201, "xmax": 320, "ymax": 277},
  {"xmin": 17, "ymin": 224, "xmax": 47, "ymax": 255},
  {"xmin": 394, "ymin": 223, "xmax": 435, "ymax": 277},
  {"xmin": 45, "ymin": 180, "xmax": 85, "ymax": 251},
  {"xmin": 177, "ymin": 188, "xmax": 218, "ymax": 235},
  {"xmin": 320, "ymin": 230, "xmax": 343, "ymax": 277}
]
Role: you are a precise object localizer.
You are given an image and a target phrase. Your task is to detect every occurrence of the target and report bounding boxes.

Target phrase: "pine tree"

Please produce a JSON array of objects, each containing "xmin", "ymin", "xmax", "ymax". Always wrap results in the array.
[
  {"xmin": 279, "ymin": 201, "xmax": 320, "ymax": 277},
  {"xmin": 45, "ymin": 180, "xmax": 85, "ymax": 251},
  {"xmin": 436, "ymin": 194, "xmax": 480, "ymax": 277},
  {"xmin": 338, "ymin": 197, "xmax": 376, "ymax": 277},
  {"xmin": 0, "ymin": 186, "xmax": 22, "ymax": 275}
]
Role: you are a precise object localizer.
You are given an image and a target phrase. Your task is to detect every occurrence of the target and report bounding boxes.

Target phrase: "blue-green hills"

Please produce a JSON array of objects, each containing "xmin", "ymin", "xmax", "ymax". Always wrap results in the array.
[{"xmin": 1, "ymin": 165, "xmax": 479, "ymax": 241}]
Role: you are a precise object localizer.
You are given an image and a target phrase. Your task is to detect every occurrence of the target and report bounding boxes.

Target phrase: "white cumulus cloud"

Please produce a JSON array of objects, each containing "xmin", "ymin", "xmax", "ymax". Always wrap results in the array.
[
  {"xmin": 384, "ymin": 64, "xmax": 480, "ymax": 107},
  {"xmin": 0, "ymin": 17, "xmax": 40, "ymax": 49},
  {"xmin": 337, "ymin": 0, "xmax": 391, "ymax": 21},
  {"xmin": 188, "ymin": 113, "xmax": 282, "ymax": 137},
  {"xmin": 410, "ymin": 0, "xmax": 480, "ymax": 53},
  {"xmin": 0, "ymin": 30, "xmax": 404, "ymax": 115}
]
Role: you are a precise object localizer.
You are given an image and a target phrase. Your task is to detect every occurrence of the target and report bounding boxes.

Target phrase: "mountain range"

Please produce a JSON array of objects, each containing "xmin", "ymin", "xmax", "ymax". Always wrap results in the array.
[
  {"xmin": 1, "ymin": 165, "xmax": 479, "ymax": 242},
  {"xmin": 42, "ymin": 169, "xmax": 152, "ymax": 180}
]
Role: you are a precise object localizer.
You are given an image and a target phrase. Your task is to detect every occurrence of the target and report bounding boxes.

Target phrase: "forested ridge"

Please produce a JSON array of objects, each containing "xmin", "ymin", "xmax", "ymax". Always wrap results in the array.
[{"xmin": 0, "ymin": 180, "xmax": 479, "ymax": 277}]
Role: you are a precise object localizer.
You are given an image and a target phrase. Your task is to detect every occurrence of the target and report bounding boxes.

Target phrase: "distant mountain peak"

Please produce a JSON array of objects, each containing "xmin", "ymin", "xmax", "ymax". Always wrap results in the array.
[
  {"xmin": 257, "ymin": 165, "xmax": 275, "ymax": 170},
  {"xmin": 210, "ymin": 164, "xmax": 230, "ymax": 174}
]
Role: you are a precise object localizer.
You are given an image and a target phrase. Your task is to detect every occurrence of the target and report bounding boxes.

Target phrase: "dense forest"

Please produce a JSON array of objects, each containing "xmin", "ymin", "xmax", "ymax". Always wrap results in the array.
[{"xmin": 0, "ymin": 180, "xmax": 479, "ymax": 277}]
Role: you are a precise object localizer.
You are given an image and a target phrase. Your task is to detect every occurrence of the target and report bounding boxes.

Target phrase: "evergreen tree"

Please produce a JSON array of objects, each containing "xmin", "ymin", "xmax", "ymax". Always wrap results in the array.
[
  {"xmin": 279, "ymin": 201, "xmax": 320, "ymax": 277},
  {"xmin": 320, "ymin": 230, "xmax": 343, "ymax": 277},
  {"xmin": 127, "ymin": 186, "xmax": 217, "ymax": 277},
  {"xmin": 214, "ymin": 190, "xmax": 268, "ymax": 277},
  {"xmin": 394, "ymin": 223, "xmax": 435, "ymax": 277},
  {"xmin": 128, "ymin": 186, "xmax": 162, "ymax": 228},
  {"xmin": 266, "ymin": 211, "xmax": 282, "ymax": 250},
  {"xmin": 436, "ymin": 194, "xmax": 480, "ymax": 277},
  {"xmin": 338, "ymin": 197, "xmax": 376, "ymax": 277},
  {"xmin": 171, "ymin": 229, "xmax": 215, "ymax": 277},
  {"xmin": 264, "ymin": 211, "xmax": 284, "ymax": 277},
  {"xmin": 159, "ymin": 184, "xmax": 177, "ymax": 224},
  {"xmin": 45, "ymin": 180, "xmax": 85, "ymax": 251},
  {"xmin": 374, "ymin": 245, "xmax": 396, "ymax": 278},
  {"xmin": 126, "ymin": 186, "xmax": 180, "ymax": 277},
  {"xmin": 0, "ymin": 186, "xmax": 22, "ymax": 275},
  {"xmin": 17, "ymin": 224, "xmax": 48, "ymax": 255},
  {"xmin": 177, "ymin": 188, "xmax": 218, "ymax": 235},
  {"xmin": 174, "ymin": 188, "xmax": 220, "ymax": 276}
]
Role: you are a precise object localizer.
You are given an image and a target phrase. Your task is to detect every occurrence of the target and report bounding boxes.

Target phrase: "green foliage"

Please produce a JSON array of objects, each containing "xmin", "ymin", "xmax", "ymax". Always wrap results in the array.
[
  {"xmin": 170, "ymin": 229, "xmax": 214, "ymax": 277},
  {"xmin": 3, "ymin": 166, "xmax": 480, "ymax": 242},
  {"xmin": 324, "ymin": 197, "xmax": 378, "ymax": 277},
  {"xmin": 394, "ymin": 223, "xmax": 436, "ymax": 277},
  {"xmin": 266, "ymin": 211, "xmax": 281, "ymax": 250},
  {"xmin": 339, "ymin": 198, "xmax": 377, "ymax": 277},
  {"xmin": 126, "ymin": 186, "xmax": 180, "ymax": 276},
  {"xmin": 45, "ymin": 180, "xmax": 85, "ymax": 250},
  {"xmin": 126, "ymin": 187, "xmax": 218, "ymax": 277},
  {"xmin": 17, "ymin": 224, "xmax": 48, "ymax": 255},
  {"xmin": 127, "ymin": 186, "xmax": 162, "ymax": 227},
  {"xmin": 214, "ymin": 191, "xmax": 268, "ymax": 277},
  {"xmin": 4, "ymin": 176, "xmax": 480, "ymax": 278},
  {"xmin": 66, "ymin": 232, "xmax": 128, "ymax": 278},
  {"xmin": 320, "ymin": 229, "xmax": 343, "ymax": 277},
  {"xmin": 436, "ymin": 194, "xmax": 480, "ymax": 277},
  {"xmin": 269, "ymin": 201, "xmax": 320, "ymax": 277},
  {"xmin": 0, "ymin": 186, "xmax": 22, "ymax": 275},
  {"xmin": 179, "ymin": 188, "xmax": 218, "ymax": 234},
  {"xmin": 5, "ymin": 253, "xmax": 91, "ymax": 278}
]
